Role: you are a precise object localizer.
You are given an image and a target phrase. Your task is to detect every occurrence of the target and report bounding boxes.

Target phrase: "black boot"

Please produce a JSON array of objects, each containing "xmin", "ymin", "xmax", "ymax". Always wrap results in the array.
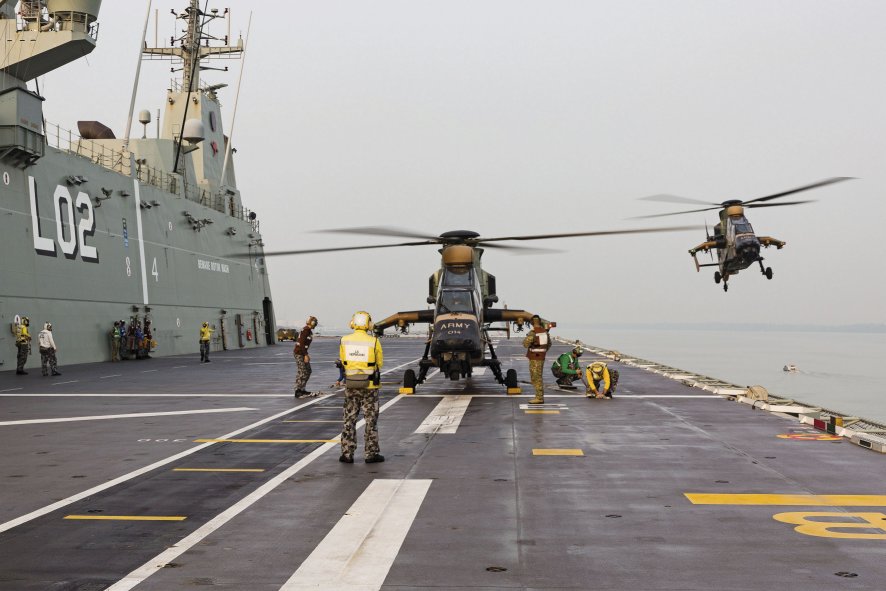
[
  {"xmin": 16, "ymin": 370, "xmax": 27, "ymax": 375},
  {"xmin": 365, "ymin": 454, "xmax": 385, "ymax": 463},
  {"xmin": 52, "ymin": 371, "xmax": 62, "ymax": 376},
  {"xmin": 339, "ymin": 454, "xmax": 354, "ymax": 463}
]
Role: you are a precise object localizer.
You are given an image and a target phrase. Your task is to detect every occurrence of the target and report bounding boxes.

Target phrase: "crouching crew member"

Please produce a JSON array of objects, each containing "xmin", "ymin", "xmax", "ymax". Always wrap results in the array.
[
  {"xmin": 586, "ymin": 361, "xmax": 619, "ymax": 399},
  {"xmin": 339, "ymin": 311, "xmax": 384, "ymax": 464},
  {"xmin": 551, "ymin": 346, "xmax": 583, "ymax": 389},
  {"xmin": 38, "ymin": 322, "xmax": 61, "ymax": 376},
  {"xmin": 293, "ymin": 316, "xmax": 317, "ymax": 397},
  {"xmin": 523, "ymin": 315, "xmax": 552, "ymax": 404}
]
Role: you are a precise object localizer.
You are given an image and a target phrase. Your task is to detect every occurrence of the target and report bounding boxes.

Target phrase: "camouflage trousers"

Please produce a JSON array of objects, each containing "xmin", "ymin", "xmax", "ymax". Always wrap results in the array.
[
  {"xmin": 294, "ymin": 354, "xmax": 312, "ymax": 391},
  {"xmin": 40, "ymin": 347, "xmax": 58, "ymax": 376},
  {"xmin": 529, "ymin": 359, "xmax": 545, "ymax": 397},
  {"xmin": 341, "ymin": 388, "xmax": 380, "ymax": 459},
  {"xmin": 200, "ymin": 340, "xmax": 210, "ymax": 362},
  {"xmin": 16, "ymin": 343, "xmax": 29, "ymax": 371}
]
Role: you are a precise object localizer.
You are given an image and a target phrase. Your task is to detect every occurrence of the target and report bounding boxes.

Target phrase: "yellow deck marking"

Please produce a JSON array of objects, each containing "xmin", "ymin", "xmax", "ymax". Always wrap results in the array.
[
  {"xmin": 525, "ymin": 410, "xmax": 560, "ymax": 414},
  {"xmin": 64, "ymin": 515, "xmax": 186, "ymax": 521},
  {"xmin": 777, "ymin": 433, "xmax": 842, "ymax": 441},
  {"xmin": 685, "ymin": 494, "xmax": 886, "ymax": 506},
  {"xmin": 282, "ymin": 420, "xmax": 340, "ymax": 423},
  {"xmin": 194, "ymin": 439, "xmax": 337, "ymax": 444},
  {"xmin": 532, "ymin": 448, "xmax": 584, "ymax": 456},
  {"xmin": 173, "ymin": 468, "xmax": 265, "ymax": 473}
]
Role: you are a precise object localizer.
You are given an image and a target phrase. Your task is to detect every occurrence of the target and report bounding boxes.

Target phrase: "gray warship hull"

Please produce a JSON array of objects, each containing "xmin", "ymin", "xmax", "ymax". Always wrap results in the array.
[
  {"xmin": 1, "ymin": 337, "xmax": 884, "ymax": 590},
  {"xmin": 1, "ymin": 1, "xmax": 275, "ymax": 369}
]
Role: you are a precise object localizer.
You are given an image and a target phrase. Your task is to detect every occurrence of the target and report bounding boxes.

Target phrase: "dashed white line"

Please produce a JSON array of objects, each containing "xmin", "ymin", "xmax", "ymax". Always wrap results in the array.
[
  {"xmin": 279, "ymin": 479, "xmax": 432, "ymax": 590},
  {"xmin": 141, "ymin": 369, "xmax": 159, "ymax": 373},
  {"xmin": 415, "ymin": 395, "xmax": 473, "ymax": 434},
  {"xmin": 99, "ymin": 374, "xmax": 122, "ymax": 379},
  {"xmin": 105, "ymin": 396, "xmax": 408, "ymax": 591},
  {"xmin": 50, "ymin": 380, "xmax": 77, "ymax": 386},
  {"xmin": 0, "ymin": 387, "xmax": 23, "ymax": 392}
]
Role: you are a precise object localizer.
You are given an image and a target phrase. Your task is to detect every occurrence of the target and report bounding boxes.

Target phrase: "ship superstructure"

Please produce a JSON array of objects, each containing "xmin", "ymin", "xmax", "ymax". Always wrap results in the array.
[{"xmin": 0, "ymin": 0, "xmax": 275, "ymax": 367}]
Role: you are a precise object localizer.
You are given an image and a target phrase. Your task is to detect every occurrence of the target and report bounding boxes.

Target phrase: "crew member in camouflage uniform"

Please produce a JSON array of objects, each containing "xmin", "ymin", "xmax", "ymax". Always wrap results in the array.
[
  {"xmin": 293, "ymin": 316, "xmax": 317, "ymax": 397},
  {"xmin": 339, "ymin": 311, "xmax": 384, "ymax": 464},
  {"xmin": 522, "ymin": 315, "xmax": 552, "ymax": 404},
  {"xmin": 110, "ymin": 321, "xmax": 122, "ymax": 361},
  {"xmin": 15, "ymin": 317, "xmax": 31, "ymax": 375},
  {"xmin": 38, "ymin": 322, "xmax": 61, "ymax": 377}
]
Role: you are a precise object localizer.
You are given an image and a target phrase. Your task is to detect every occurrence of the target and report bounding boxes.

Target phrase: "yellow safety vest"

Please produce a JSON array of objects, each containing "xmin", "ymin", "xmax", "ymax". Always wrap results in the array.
[
  {"xmin": 339, "ymin": 330, "xmax": 383, "ymax": 389},
  {"xmin": 586, "ymin": 363, "xmax": 611, "ymax": 395},
  {"xmin": 16, "ymin": 324, "xmax": 30, "ymax": 345},
  {"xmin": 200, "ymin": 326, "xmax": 213, "ymax": 342}
]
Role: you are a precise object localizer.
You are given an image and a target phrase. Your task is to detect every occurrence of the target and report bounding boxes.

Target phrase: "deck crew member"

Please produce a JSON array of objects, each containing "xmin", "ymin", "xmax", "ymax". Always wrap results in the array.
[
  {"xmin": 339, "ymin": 311, "xmax": 384, "ymax": 464},
  {"xmin": 37, "ymin": 322, "xmax": 61, "ymax": 377},
  {"xmin": 110, "ymin": 321, "xmax": 122, "ymax": 362},
  {"xmin": 551, "ymin": 346, "xmax": 583, "ymax": 388},
  {"xmin": 199, "ymin": 322, "xmax": 214, "ymax": 363},
  {"xmin": 523, "ymin": 315, "xmax": 552, "ymax": 404},
  {"xmin": 15, "ymin": 317, "xmax": 32, "ymax": 375},
  {"xmin": 293, "ymin": 315, "xmax": 317, "ymax": 397},
  {"xmin": 586, "ymin": 361, "xmax": 619, "ymax": 399}
]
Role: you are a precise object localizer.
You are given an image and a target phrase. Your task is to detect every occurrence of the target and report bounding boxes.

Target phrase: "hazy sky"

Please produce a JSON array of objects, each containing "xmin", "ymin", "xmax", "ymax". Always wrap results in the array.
[{"xmin": 40, "ymin": 1, "xmax": 886, "ymax": 331}]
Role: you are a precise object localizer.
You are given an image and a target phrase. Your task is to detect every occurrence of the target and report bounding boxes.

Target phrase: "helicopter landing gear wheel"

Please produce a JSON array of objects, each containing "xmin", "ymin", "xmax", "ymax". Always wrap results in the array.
[
  {"xmin": 505, "ymin": 368, "xmax": 518, "ymax": 389},
  {"xmin": 765, "ymin": 267, "xmax": 773, "ymax": 280},
  {"xmin": 403, "ymin": 369, "xmax": 417, "ymax": 391},
  {"xmin": 714, "ymin": 271, "xmax": 721, "ymax": 284}
]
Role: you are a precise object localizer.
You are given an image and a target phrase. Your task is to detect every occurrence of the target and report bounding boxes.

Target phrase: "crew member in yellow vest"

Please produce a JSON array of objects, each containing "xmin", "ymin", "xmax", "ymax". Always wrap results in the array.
[
  {"xmin": 199, "ymin": 322, "xmax": 214, "ymax": 363},
  {"xmin": 338, "ymin": 311, "xmax": 384, "ymax": 464},
  {"xmin": 586, "ymin": 361, "xmax": 619, "ymax": 399},
  {"xmin": 15, "ymin": 317, "xmax": 31, "ymax": 375}
]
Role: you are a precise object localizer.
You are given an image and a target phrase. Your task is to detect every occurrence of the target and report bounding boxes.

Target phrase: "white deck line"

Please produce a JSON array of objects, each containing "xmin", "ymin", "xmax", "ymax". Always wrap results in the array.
[
  {"xmin": 0, "ymin": 407, "xmax": 256, "ymax": 426},
  {"xmin": 105, "ymin": 395, "xmax": 406, "ymax": 591},
  {"xmin": 279, "ymin": 479, "xmax": 432, "ymax": 591},
  {"xmin": 414, "ymin": 395, "xmax": 472, "ymax": 434}
]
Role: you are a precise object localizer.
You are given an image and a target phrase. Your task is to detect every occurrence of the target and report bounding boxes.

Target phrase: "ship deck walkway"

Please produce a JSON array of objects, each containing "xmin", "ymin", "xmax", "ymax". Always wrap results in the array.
[{"xmin": 0, "ymin": 337, "xmax": 884, "ymax": 590}]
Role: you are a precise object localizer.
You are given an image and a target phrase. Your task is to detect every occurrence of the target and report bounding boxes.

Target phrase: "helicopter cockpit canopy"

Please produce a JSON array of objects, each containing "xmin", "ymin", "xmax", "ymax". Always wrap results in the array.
[
  {"xmin": 733, "ymin": 222, "xmax": 754, "ymax": 234},
  {"xmin": 437, "ymin": 290, "xmax": 476, "ymax": 315},
  {"xmin": 441, "ymin": 266, "xmax": 474, "ymax": 287}
]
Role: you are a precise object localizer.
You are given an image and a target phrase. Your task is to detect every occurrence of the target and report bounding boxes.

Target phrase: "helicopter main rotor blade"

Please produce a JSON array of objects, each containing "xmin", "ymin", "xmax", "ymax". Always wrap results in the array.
[
  {"xmin": 253, "ymin": 239, "xmax": 439, "ymax": 257},
  {"xmin": 630, "ymin": 206, "xmax": 723, "ymax": 219},
  {"xmin": 479, "ymin": 242, "xmax": 562, "ymax": 254},
  {"xmin": 638, "ymin": 194, "xmax": 719, "ymax": 206},
  {"xmin": 473, "ymin": 225, "xmax": 701, "ymax": 243},
  {"xmin": 314, "ymin": 225, "xmax": 441, "ymax": 241},
  {"xmin": 744, "ymin": 200, "xmax": 816, "ymax": 209},
  {"xmin": 741, "ymin": 177, "xmax": 853, "ymax": 205}
]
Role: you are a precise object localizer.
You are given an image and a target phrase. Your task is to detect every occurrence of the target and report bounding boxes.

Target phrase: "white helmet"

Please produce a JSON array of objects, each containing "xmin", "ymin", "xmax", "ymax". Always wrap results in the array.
[{"xmin": 350, "ymin": 311, "xmax": 372, "ymax": 331}]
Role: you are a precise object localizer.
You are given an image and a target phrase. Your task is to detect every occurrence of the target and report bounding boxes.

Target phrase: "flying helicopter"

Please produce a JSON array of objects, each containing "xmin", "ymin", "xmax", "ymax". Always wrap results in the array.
[
  {"xmin": 256, "ymin": 224, "xmax": 697, "ymax": 391},
  {"xmin": 636, "ymin": 177, "xmax": 852, "ymax": 292}
]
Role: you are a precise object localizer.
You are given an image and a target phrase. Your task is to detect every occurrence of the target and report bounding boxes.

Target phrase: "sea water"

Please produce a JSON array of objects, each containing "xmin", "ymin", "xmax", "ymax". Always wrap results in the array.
[{"xmin": 558, "ymin": 328, "xmax": 886, "ymax": 424}]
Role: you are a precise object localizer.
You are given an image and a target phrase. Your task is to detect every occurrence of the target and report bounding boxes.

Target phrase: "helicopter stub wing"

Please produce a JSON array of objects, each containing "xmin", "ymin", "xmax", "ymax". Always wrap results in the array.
[
  {"xmin": 484, "ymin": 309, "xmax": 553, "ymax": 328},
  {"xmin": 757, "ymin": 236, "xmax": 786, "ymax": 249},
  {"xmin": 373, "ymin": 310, "xmax": 435, "ymax": 334},
  {"xmin": 689, "ymin": 240, "xmax": 719, "ymax": 272}
]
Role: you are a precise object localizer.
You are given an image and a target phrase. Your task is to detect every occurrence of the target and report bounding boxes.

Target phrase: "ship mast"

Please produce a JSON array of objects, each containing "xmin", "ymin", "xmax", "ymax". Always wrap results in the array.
[{"xmin": 143, "ymin": 0, "xmax": 242, "ymax": 92}]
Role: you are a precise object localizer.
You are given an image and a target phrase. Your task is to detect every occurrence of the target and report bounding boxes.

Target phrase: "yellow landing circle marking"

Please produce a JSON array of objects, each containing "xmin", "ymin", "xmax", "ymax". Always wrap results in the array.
[
  {"xmin": 64, "ymin": 515, "xmax": 187, "ymax": 521},
  {"xmin": 507, "ymin": 388, "xmax": 522, "ymax": 395},
  {"xmin": 525, "ymin": 410, "xmax": 560, "ymax": 414},
  {"xmin": 194, "ymin": 439, "xmax": 338, "ymax": 444},
  {"xmin": 777, "ymin": 433, "xmax": 842, "ymax": 441},
  {"xmin": 684, "ymin": 494, "xmax": 886, "ymax": 506},
  {"xmin": 532, "ymin": 448, "xmax": 584, "ymax": 456},
  {"xmin": 173, "ymin": 468, "xmax": 265, "ymax": 473},
  {"xmin": 399, "ymin": 387, "xmax": 414, "ymax": 395},
  {"xmin": 773, "ymin": 512, "xmax": 886, "ymax": 540}
]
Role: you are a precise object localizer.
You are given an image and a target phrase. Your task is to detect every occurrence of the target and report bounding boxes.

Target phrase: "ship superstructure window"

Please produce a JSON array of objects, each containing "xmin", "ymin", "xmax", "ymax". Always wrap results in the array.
[
  {"xmin": 438, "ymin": 290, "xmax": 475, "ymax": 314},
  {"xmin": 442, "ymin": 267, "xmax": 473, "ymax": 287}
]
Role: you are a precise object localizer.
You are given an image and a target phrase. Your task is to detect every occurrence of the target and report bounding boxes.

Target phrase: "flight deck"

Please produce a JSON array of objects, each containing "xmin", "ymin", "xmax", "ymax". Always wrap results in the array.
[{"xmin": 1, "ymin": 337, "xmax": 885, "ymax": 590}]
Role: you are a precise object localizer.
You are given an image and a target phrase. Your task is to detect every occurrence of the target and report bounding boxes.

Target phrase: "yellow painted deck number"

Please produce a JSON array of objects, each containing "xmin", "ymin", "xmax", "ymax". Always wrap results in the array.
[{"xmin": 773, "ymin": 512, "xmax": 886, "ymax": 540}]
